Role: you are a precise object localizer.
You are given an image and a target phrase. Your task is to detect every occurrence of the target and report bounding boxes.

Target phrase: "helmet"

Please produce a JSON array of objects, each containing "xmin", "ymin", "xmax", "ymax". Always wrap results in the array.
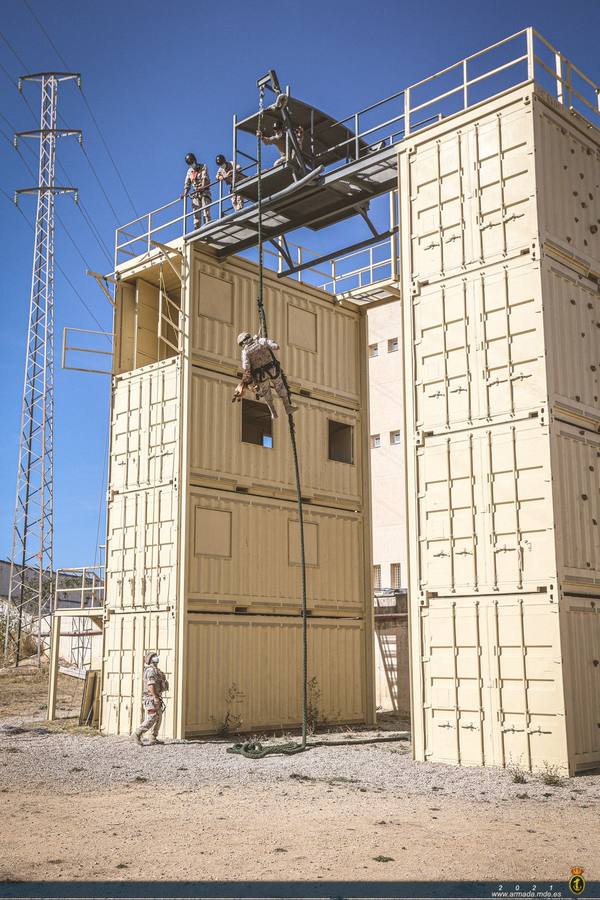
[
  {"xmin": 237, "ymin": 331, "xmax": 251, "ymax": 346},
  {"xmin": 274, "ymin": 93, "xmax": 288, "ymax": 110},
  {"xmin": 215, "ymin": 154, "xmax": 226, "ymax": 165},
  {"xmin": 185, "ymin": 152, "xmax": 196, "ymax": 165},
  {"xmin": 144, "ymin": 650, "xmax": 158, "ymax": 665}
]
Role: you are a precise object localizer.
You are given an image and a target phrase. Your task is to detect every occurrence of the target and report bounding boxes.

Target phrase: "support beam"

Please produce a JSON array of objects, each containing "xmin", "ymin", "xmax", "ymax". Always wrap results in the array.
[
  {"xmin": 47, "ymin": 614, "xmax": 61, "ymax": 722},
  {"xmin": 277, "ymin": 229, "xmax": 394, "ymax": 279}
]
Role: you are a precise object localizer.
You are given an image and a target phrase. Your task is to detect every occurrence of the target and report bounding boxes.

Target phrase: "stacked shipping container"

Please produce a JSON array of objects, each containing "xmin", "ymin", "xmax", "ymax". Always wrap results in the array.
[
  {"xmin": 101, "ymin": 245, "xmax": 375, "ymax": 738},
  {"xmin": 399, "ymin": 83, "xmax": 600, "ymax": 773}
]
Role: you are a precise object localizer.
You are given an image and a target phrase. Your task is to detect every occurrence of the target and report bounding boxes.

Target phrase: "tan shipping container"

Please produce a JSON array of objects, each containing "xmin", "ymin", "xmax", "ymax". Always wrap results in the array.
[
  {"xmin": 189, "ymin": 365, "xmax": 364, "ymax": 508},
  {"xmin": 101, "ymin": 245, "xmax": 374, "ymax": 738},
  {"xmin": 191, "ymin": 251, "xmax": 361, "ymax": 406},
  {"xmin": 185, "ymin": 614, "xmax": 369, "ymax": 735},
  {"xmin": 102, "ymin": 609, "xmax": 176, "ymax": 737},
  {"xmin": 400, "ymin": 81, "xmax": 600, "ymax": 773},
  {"xmin": 187, "ymin": 486, "xmax": 367, "ymax": 617}
]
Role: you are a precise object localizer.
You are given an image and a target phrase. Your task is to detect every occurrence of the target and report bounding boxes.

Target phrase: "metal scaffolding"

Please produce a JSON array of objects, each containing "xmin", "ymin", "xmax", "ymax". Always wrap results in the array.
[{"xmin": 3, "ymin": 72, "xmax": 81, "ymax": 665}]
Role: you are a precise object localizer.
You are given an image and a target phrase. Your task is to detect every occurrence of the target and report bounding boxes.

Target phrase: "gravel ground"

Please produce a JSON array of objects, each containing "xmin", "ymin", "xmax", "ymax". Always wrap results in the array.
[
  {"xmin": 1, "ymin": 719, "xmax": 599, "ymax": 882},
  {"xmin": 1, "ymin": 719, "xmax": 599, "ymax": 804}
]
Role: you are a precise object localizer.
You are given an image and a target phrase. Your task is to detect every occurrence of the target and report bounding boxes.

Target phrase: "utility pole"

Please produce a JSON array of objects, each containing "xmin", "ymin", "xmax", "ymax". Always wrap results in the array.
[{"xmin": 4, "ymin": 72, "xmax": 81, "ymax": 665}]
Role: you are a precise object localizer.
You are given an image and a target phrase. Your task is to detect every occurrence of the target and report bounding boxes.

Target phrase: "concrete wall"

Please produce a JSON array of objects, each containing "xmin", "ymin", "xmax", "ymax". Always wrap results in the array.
[{"xmin": 367, "ymin": 301, "xmax": 407, "ymax": 591}]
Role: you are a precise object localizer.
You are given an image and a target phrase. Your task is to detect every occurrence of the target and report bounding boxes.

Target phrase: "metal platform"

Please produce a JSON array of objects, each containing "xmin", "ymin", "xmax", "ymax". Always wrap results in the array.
[{"xmin": 114, "ymin": 28, "xmax": 600, "ymax": 289}]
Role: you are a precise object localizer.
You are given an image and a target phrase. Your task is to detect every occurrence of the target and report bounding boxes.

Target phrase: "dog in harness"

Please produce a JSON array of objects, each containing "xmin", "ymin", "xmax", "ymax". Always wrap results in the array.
[{"xmin": 233, "ymin": 332, "xmax": 297, "ymax": 419}]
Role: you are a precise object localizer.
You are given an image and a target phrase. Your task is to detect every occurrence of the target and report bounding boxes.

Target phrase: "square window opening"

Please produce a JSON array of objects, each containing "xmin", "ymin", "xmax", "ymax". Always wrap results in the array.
[
  {"xmin": 369, "ymin": 343, "xmax": 379, "ymax": 358},
  {"xmin": 373, "ymin": 565, "xmax": 382, "ymax": 590},
  {"xmin": 388, "ymin": 337, "xmax": 399, "ymax": 353},
  {"xmin": 391, "ymin": 563, "xmax": 402, "ymax": 590},
  {"xmin": 390, "ymin": 430, "xmax": 401, "ymax": 445},
  {"xmin": 242, "ymin": 399, "xmax": 273, "ymax": 448},
  {"xmin": 328, "ymin": 420, "xmax": 353, "ymax": 464},
  {"xmin": 370, "ymin": 434, "xmax": 381, "ymax": 449}
]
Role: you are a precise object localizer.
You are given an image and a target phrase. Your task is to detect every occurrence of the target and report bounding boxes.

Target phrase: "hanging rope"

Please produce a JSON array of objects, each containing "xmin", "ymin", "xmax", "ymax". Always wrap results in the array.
[
  {"xmin": 228, "ymin": 84, "xmax": 309, "ymax": 760},
  {"xmin": 256, "ymin": 86, "xmax": 268, "ymax": 340}
]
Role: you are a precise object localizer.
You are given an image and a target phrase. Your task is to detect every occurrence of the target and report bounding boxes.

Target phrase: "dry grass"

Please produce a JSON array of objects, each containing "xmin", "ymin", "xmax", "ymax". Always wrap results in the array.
[{"xmin": 0, "ymin": 665, "xmax": 83, "ymax": 719}]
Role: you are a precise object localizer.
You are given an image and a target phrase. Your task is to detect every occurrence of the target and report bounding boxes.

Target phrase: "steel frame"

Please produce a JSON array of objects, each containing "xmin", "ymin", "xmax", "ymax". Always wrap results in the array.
[
  {"xmin": 113, "ymin": 27, "xmax": 600, "ymax": 273},
  {"xmin": 3, "ymin": 73, "xmax": 81, "ymax": 665}
]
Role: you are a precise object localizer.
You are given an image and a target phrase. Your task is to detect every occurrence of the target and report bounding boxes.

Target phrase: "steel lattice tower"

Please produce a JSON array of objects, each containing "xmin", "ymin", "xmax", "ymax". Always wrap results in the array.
[{"xmin": 4, "ymin": 73, "xmax": 81, "ymax": 665}]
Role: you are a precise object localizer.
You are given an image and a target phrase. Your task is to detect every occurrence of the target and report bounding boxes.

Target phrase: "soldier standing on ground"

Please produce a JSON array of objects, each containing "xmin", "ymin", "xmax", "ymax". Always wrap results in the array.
[
  {"xmin": 180, "ymin": 152, "xmax": 212, "ymax": 229},
  {"xmin": 215, "ymin": 154, "xmax": 244, "ymax": 212},
  {"xmin": 234, "ymin": 331, "xmax": 298, "ymax": 419},
  {"xmin": 134, "ymin": 651, "xmax": 169, "ymax": 746}
]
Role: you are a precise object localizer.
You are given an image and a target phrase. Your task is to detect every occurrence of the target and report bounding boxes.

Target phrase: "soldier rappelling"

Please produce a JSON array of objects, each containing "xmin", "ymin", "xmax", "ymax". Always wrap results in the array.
[{"xmin": 233, "ymin": 331, "xmax": 297, "ymax": 419}]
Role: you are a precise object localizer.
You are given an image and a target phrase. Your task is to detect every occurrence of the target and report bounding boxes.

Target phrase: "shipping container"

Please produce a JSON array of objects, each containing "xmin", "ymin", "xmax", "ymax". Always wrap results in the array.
[
  {"xmin": 101, "ymin": 244, "xmax": 374, "ymax": 738},
  {"xmin": 405, "ymin": 85, "xmax": 537, "ymax": 287},
  {"xmin": 187, "ymin": 486, "xmax": 367, "ymax": 617},
  {"xmin": 184, "ymin": 613, "xmax": 370, "ymax": 735},
  {"xmin": 189, "ymin": 366, "xmax": 364, "ymax": 508},
  {"xmin": 191, "ymin": 251, "xmax": 362, "ymax": 407},
  {"xmin": 102, "ymin": 608, "xmax": 176, "ymax": 737},
  {"xmin": 400, "ymin": 82, "xmax": 600, "ymax": 772},
  {"xmin": 412, "ymin": 420, "xmax": 556, "ymax": 597},
  {"xmin": 534, "ymin": 96, "xmax": 600, "ymax": 275},
  {"xmin": 412, "ymin": 593, "xmax": 570, "ymax": 771}
]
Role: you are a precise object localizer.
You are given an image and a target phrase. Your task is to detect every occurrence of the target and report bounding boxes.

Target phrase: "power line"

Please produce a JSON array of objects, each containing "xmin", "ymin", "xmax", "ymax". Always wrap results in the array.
[
  {"xmin": 80, "ymin": 143, "xmax": 120, "ymax": 223},
  {"xmin": 0, "ymin": 27, "xmax": 28, "ymax": 70},
  {"xmin": 0, "ymin": 122, "xmax": 114, "ymax": 268},
  {"xmin": 22, "ymin": 0, "xmax": 139, "ymax": 217},
  {"xmin": 0, "ymin": 185, "xmax": 110, "ymax": 337}
]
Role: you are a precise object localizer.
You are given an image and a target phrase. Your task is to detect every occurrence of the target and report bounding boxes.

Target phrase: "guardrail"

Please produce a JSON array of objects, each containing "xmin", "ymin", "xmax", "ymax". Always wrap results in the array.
[
  {"xmin": 54, "ymin": 566, "xmax": 104, "ymax": 611},
  {"xmin": 114, "ymin": 28, "xmax": 600, "ymax": 272}
]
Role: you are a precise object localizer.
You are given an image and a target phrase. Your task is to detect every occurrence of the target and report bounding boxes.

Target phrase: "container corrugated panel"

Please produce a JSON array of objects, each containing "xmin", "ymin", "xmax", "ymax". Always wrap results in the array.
[
  {"xmin": 560, "ymin": 595, "xmax": 600, "ymax": 772},
  {"xmin": 407, "ymin": 90, "xmax": 536, "ymax": 285},
  {"xmin": 415, "ymin": 594, "xmax": 568, "ymax": 771},
  {"xmin": 184, "ymin": 613, "xmax": 367, "ymax": 734},
  {"xmin": 101, "ymin": 609, "xmax": 176, "ymax": 737},
  {"xmin": 541, "ymin": 258, "xmax": 600, "ymax": 426},
  {"xmin": 534, "ymin": 96, "xmax": 600, "ymax": 273},
  {"xmin": 551, "ymin": 421, "xmax": 600, "ymax": 586},
  {"xmin": 110, "ymin": 357, "xmax": 179, "ymax": 493},
  {"xmin": 190, "ymin": 250, "xmax": 361, "ymax": 406},
  {"xmin": 189, "ymin": 366, "xmax": 363, "ymax": 507},
  {"xmin": 187, "ymin": 486, "xmax": 367, "ymax": 617},
  {"xmin": 414, "ymin": 420, "xmax": 555, "ymax": 596},
  {"xmin": 411, "ymin": 258, "xmax": 545, "ymax": 433},
  {"xmin": 106, "ymin": 486, "xmax": 178, "ymax": 612}
]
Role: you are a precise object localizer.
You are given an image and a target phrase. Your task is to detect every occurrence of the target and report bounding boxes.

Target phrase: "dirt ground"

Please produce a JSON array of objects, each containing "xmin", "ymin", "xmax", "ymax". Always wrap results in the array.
[{"xmin": 0, "ymin": 668, "xmax": 598, "ymax": 885}]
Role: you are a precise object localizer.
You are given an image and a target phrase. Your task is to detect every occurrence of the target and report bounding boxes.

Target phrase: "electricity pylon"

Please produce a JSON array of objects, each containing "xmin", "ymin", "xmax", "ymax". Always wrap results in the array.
[{"xmin": 4, "ymin": 72, "xmax": 81, "ymax": 665}]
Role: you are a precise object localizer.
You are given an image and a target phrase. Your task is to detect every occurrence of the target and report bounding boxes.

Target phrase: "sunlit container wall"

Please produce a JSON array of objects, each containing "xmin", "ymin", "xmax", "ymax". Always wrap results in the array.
[
  {"xmin": 400, "ymin": 82, "xmax": 600, "ymax": 774},
  {"xmin": 101, "ymin": 245, "xmax": 375, "ymax": 739}
]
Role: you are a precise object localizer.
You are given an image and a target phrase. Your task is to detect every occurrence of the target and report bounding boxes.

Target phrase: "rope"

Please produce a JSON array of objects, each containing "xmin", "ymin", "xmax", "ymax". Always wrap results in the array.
[
  {"xmin": 229, "ymin": 84, "xmax": 309, "ymax": 761},
  {"xmin": 256, "ymin": 87, "xmax": 268, "ymax": 339}
]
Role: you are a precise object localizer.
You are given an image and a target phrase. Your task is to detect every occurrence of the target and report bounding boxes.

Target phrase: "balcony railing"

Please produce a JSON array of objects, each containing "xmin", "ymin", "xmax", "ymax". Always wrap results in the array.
[{"xmin": 114, "ymin": 28, "xmax": 600, "ymax": 285}]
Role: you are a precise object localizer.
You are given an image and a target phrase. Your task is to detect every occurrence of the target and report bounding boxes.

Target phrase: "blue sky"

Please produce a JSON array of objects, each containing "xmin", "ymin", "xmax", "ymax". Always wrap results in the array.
[{"xmin": 1, "ymin": 0, "xmax": 599, "ymax": 567}]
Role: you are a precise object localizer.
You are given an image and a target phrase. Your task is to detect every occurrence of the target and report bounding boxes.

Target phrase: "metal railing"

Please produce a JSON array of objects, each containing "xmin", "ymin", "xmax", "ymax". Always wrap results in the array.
[
  {"xmin": 54, "ymin": 566, "xmax": 105, "ymax": 610},
  {"xmin": 114, "ymin": 28, "xmax": 600, "ymax": 270}
]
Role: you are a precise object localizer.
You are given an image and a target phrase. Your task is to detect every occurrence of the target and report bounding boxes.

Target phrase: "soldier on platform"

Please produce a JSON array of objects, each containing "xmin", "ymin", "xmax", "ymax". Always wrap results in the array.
[
  {"xmin": 257, "ymin": 123, "xmax": 305, "ymax": 166},
  {"xmin": 233, "ymin": 331, "xmax": 298, "ymax": 419},
  {"xmin": 133, "ymin": 651, "xmax": 169, "ymax": 746},
  {"xmin": 215, "ymin": 154, "xmax": 244, "ymax": 212},
  {"xmin": 180, "ymin": 152, "xmax": 212, "ymax": 229}
]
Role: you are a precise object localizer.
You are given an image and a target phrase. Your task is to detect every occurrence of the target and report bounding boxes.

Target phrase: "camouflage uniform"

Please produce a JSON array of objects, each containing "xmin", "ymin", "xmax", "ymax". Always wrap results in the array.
[
  {"xmin": 260, "ymin": 126, "xmax": 304, "ymax": 166},
  {"xmin": 241, "ymin": 335, "xmax": 295, "ymax": 419},
  {"xmin": 216, "ymin": 160, "xmax": 244, "ymax": 212},
  {"xmin": 184, "ymin": 163, "xmax": 212, "ymax": 228},
  {"xmin": 135, "ymin": 653, "xmax": 169, "ymax": 743}
]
